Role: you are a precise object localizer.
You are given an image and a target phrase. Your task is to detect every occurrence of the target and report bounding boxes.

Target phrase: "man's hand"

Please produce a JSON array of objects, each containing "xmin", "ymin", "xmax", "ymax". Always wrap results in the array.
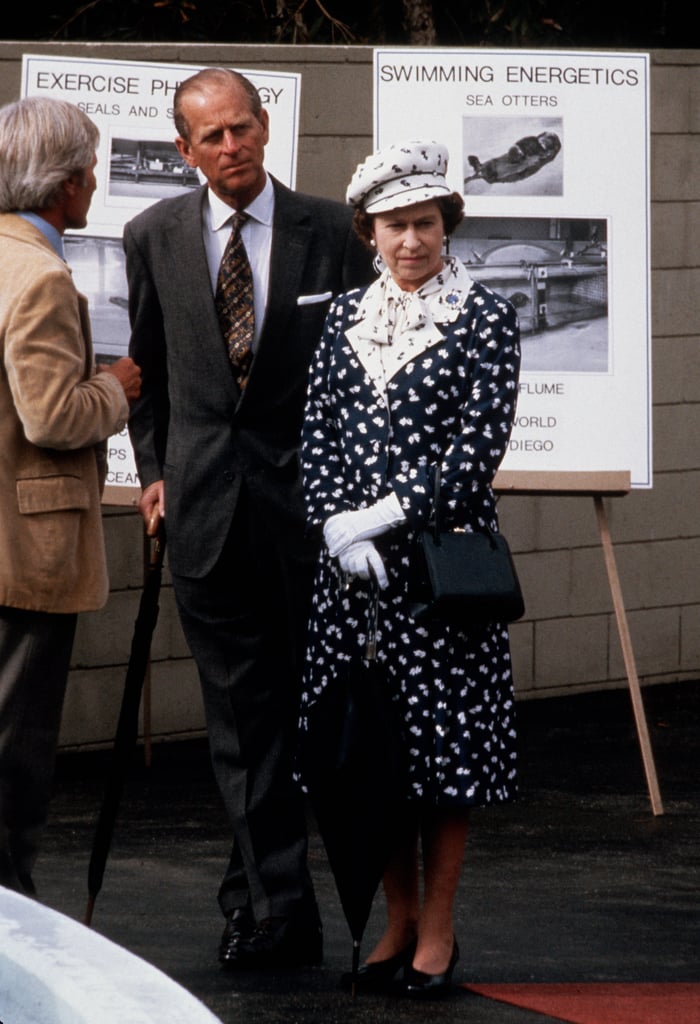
[
  {"xmin": 139, "ymin": 480, "xmax": 165, "ymax": 536},
  {"xmin": 98, "ymin": 357, "xmax": 142, "ymax": 403}
]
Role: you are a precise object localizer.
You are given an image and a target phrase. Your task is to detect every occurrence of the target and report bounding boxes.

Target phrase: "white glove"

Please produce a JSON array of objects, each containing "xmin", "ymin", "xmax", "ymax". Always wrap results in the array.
[
  {"xmin": 338, "ymin": 540, "xmax": 389, "ymax": 589},
  {"xmin": 323, "ymin": 493, "xmax": 405, "ymax": 557}
]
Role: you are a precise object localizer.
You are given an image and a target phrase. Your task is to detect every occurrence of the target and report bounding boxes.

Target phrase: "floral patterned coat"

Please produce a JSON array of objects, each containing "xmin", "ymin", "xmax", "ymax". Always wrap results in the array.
[{"xmin": 300, "ymin": 266, "xmax": 521, "ymax": 807}]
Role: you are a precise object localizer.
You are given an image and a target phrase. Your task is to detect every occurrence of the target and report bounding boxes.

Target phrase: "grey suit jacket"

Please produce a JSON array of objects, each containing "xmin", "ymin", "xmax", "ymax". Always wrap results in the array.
[{"xmin": 124, "ymin": 177, "xmax": 373, "ymax": 579}]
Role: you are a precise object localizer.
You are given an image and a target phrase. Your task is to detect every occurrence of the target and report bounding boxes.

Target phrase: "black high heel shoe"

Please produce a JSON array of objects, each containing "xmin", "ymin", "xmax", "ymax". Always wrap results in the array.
[
  {"xmin": 340, "ymin": 939, "xmax": 417, "ymax": 992},
  {"xmin": 403, "ymin": 937, "xmax": 459, "ymax": 999}
]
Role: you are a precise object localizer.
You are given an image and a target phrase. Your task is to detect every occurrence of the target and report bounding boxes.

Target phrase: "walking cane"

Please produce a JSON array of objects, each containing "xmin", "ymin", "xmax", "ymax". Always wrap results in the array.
[{"xmin": 84, "ymin": 519, "xmax": 165, "ymax": 926}]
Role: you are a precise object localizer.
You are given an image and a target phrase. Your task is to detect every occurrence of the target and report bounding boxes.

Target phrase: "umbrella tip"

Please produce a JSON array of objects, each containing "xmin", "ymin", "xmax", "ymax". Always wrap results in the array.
[
  {"xmin": 83, "ymin": 896, "xmax": 95, "ymax": 928},
  {"xmin": 350, "ymin": 939, "xmax": 361, "ymax": 999}
]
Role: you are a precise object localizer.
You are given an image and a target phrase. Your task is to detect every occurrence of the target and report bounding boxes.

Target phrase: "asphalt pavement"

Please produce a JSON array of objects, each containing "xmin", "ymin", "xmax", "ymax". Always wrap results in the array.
[{"xmin": 29, "ymin": 679, "xmax": 700, "ymax": 1023}]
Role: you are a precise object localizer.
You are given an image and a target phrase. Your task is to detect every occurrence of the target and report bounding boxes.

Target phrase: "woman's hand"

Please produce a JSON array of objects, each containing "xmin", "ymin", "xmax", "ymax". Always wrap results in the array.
[
  {"xmin": 338, "ymin": 539, "xmax": 388, "ymax": 589},
  {"xmin": 323, "ymin": 493, "xmax": 405, "ymax": 557}
]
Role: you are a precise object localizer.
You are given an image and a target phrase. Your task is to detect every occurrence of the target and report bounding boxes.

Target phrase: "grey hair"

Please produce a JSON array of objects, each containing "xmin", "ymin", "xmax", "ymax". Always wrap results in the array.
[
  {"xmin": 0, "ymin": 96, "xmax": 99, "ymax": 212},
  {"xmin": 173, "ymin": 67, "xmax": 262, "ymax": 141}
]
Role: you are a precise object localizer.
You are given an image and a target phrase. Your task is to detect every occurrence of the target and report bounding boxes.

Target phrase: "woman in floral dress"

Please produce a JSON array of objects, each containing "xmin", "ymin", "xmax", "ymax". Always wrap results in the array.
[{"xmin": 299, "ymin": 140, "xmax": 521, "ymax": 998}]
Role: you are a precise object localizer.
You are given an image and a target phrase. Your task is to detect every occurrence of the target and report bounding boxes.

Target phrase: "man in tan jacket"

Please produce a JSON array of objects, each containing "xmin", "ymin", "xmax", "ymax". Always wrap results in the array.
[{"xmin": 0, "ymin": 96, "xmax": 141, "ymax": 893}]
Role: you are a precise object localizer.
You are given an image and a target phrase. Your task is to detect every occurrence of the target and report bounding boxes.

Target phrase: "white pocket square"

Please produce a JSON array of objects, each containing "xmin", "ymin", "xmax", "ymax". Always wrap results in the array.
[{"xmin": 296, "ymin": 291, "xmax": 333, "ymax": 306}]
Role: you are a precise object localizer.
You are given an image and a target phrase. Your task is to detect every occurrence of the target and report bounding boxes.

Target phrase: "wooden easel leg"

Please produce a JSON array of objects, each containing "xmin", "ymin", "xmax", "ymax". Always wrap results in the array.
[{"xmin": 594, "ymin": 495, "xmax": 664, "ymax": 815}]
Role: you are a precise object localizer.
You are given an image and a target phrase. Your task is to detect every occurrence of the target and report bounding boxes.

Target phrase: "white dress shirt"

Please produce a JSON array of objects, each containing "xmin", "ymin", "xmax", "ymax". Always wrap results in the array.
[{"xmin": 202, "ymin": 174, "xmax": 274, "ymax": 350}]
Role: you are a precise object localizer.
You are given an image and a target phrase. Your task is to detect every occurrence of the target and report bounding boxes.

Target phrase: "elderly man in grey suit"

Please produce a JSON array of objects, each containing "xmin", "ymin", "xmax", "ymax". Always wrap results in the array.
[{"xmin": 124, "ymin": 66, "xmax": 372, "ymax": 970}]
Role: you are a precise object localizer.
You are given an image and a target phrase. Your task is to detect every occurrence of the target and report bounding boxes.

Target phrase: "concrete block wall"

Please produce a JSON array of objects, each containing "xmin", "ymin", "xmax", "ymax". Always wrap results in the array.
[{"xmin": 0, "ymin": 43, "xmax": 697, "ymax": 747}]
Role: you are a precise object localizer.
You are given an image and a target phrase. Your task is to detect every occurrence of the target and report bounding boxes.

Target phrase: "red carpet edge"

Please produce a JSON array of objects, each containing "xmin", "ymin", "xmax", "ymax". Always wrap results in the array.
[{"xmin": 461, "ymin": 982, "xmax": 700, "ymax": 1024}]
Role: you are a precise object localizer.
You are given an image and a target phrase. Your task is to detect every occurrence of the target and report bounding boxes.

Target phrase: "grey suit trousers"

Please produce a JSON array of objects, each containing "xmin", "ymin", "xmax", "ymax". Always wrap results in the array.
[{"xmin": 172, "ymin": 486, "xmax": 314, "ymax": 921}]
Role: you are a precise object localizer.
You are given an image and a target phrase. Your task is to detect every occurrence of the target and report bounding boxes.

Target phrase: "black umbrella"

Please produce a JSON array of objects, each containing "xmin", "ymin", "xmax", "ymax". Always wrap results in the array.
[
  {"xmin": 84, "ymin": 525, "xmax": 165, "ymax": 926},
  {"xmin": 301, "ymin": 588, "xmax": 410, "ymax": 995}
]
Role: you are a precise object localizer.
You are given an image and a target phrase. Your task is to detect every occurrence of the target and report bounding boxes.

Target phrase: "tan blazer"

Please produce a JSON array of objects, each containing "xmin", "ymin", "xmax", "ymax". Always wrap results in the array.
[{"xmin": 0, "ymin": 214, "xmax": 129, "ymax": 613}]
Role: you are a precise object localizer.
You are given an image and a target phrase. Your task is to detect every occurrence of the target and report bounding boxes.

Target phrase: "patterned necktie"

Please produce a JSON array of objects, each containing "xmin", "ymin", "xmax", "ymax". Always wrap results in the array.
[{"xmin": 215, "ymin": 211, "xmax": 255, "ymax": 390}]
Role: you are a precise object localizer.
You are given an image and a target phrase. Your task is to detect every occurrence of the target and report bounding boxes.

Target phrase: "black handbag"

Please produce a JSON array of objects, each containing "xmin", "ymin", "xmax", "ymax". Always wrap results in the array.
[{"xmin": 408, "ymin": 469, "xmax": 525, "ymax": 626}]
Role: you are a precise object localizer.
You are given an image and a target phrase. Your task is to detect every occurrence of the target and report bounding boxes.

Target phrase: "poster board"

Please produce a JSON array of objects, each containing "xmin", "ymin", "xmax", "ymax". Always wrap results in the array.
[
  {"xmin": 374, "ymin": 48, "xmax": 652, "ymax": 489},
  {"xmin": 20, "ymin": 54, "xmax": 301, "ymax": 505}
]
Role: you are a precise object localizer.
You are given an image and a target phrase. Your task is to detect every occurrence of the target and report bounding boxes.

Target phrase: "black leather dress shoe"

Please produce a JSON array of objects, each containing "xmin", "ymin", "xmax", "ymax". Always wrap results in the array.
[
  {"xmin": 218, "ymin": 907, "xmax": 254, "ymax": 967},
  {"xmin": 235, "ymin": 908, "xmax": 323, "ymax": 968},
  {"xmin": 340, "ymin": 939, "xmax": 417, "ymax": 992},
  {"xmin": 403, "ymin": 938, "xmax": 459, "ymax": 999}
]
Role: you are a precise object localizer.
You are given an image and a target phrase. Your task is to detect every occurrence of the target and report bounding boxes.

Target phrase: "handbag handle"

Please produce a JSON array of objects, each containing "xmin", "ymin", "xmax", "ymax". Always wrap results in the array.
[{"xmin": 430, "ymin": 463, "xmax": 498, "ymax": 550}]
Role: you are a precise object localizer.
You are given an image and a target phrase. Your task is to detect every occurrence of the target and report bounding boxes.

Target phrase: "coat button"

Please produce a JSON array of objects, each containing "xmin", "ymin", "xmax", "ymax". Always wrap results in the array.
[{"xmin": 223, "ymin": 470, "xmax": 236, "ymax": 482}]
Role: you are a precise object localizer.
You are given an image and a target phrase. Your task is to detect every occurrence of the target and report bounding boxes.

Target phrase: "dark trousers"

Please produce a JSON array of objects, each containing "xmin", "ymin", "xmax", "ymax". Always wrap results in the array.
[
  {"xmin": 172, "ymin": 491, "xmax": 315, "ymax": 922},
  {"xmin": 0, "ymin": 605, "xmax": 77, "ymax": 892}
]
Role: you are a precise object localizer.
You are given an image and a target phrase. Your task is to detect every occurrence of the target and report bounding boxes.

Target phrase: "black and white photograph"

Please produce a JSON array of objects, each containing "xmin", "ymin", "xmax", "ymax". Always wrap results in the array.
[
  {"xmin": 62, "ymin": 235, "xmax": 136, "ymax": 488},
  {"xmin": 463, "ymin": 117, "xmax": 563, "ymax": 196},
  {"xmin": 64, "ymin": 235, "xmax": 130, "ymax": 365},
  {"xmin": 453, "ymin": 216, "xmax": 608, "ymax": 372},
  {"xmin": 109, "ymin": 135, "xmax": 200, "ymax": 201}
]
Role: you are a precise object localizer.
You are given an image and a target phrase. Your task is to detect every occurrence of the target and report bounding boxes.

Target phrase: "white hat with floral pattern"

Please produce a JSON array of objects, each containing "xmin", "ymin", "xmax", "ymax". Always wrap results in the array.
[{"xmin": 346, "ymin": 140, "xmax": 451, "ymax": 213}]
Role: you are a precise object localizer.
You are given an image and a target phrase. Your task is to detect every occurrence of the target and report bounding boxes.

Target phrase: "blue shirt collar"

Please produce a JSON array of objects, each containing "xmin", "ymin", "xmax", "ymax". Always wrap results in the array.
[{"xmin": 17, "ymin": 211, "xmax": 65, "ymax": 261}]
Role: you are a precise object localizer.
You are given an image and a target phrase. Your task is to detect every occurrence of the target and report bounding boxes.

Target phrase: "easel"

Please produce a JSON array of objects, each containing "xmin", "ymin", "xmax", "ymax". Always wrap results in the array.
[{"xmin": 494, "ymin": 469, "xmax": 664, "ymax": 816}]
